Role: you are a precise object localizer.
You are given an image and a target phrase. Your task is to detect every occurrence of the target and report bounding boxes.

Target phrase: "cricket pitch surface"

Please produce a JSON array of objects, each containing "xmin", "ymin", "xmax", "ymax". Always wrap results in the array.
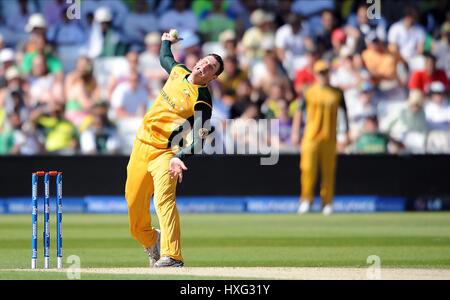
[{"xmin": 5, "ymin": 267, "xmax": 450, "ymax": 280}]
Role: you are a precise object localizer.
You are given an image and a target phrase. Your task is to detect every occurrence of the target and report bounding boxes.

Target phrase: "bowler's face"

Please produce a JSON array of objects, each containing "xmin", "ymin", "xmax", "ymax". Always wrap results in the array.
[{"xmin": 193, "ymin": 56, "xmax": 220, "ymax": 81}]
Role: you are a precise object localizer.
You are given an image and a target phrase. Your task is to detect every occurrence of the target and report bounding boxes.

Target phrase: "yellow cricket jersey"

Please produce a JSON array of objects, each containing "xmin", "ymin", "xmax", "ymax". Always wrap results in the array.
[
  {"xmin": 136, "ymin": 64, "xmax": 212, "ymax": 149},
  {"xmin": 302, "ymin": 83, "xmax": 345, "ymax": 141}
]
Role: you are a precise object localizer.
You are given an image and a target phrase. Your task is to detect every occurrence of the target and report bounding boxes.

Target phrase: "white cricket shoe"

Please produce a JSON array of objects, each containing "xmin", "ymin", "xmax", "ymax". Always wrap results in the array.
[
  {"xmin": 322, "ymin": 204, "xmax": 333, "ymax": 216},
  {"xmin": 144, "ymin": 229, "xmax": 160, "ymax": 267},
  {"xmin": 297, "ymin": 201, "xmax": 311, "ymax": 215},
  {"xmin": 155, "ymin": 256, "xmax": 184, "ymax": 268}
]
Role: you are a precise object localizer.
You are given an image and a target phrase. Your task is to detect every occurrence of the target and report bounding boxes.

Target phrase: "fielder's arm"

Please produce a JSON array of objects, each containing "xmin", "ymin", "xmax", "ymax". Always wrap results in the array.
[
  {"xmin": 339, "ymin": 93, "xmax": 351, "ymax": 143},
  {"xmin": 290, "ymin": 99, "xmax": 306, "ymax": 145}
]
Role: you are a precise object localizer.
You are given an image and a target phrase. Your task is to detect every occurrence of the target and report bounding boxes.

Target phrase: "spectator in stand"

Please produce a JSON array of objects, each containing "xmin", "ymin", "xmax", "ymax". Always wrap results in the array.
[
  {"xmin": 362, "ymin": 33, "xmax": 400, "ymax": 85},
  {"xmin": 5, "ymin": 109, "xmax": 44, "ymax": 155},
  {"xmin": 193, "ymin": 0, "xmax": 236, "ymax": 19},
  {"xmin": 176, "ymin": 30, "xmax": 203, "ymax": 64},
  {"xmin": 424, "ymin": 82, "xmax": 450, "ymax": 130},
  {"xmin": 30, "ymin": 101, "xmax": 78, "ymax": 154},
  {"xmin": 107, "ymin": 49, "xmax": 142, "ymax": 100},
  {"xmin": 345, "ymin": 2, "xmax": 387, "ymax": 54},
  {"xmin": 213, "ymin": 88, "xmax": 234, "ymax": 121},
  {"xmin": 0, "ymin": 48, "xmax": 16, "ymax": 87},
  {"xmin": 355, "ymin": 115, "xmax": 390, "ymax": 154},
  {"xmin": 388, "ymin": 89, "xmax": 428, "ymax": 141},
  {"xmin": 347, "ymin": 82, "xmax": 378, "ymax": 140},
  {"xmin": 86, "ymin": 7, "xmax": 127, "ymax": 59},
  {"xmin": 80, "ymin": 101, "xmax": 119, "ymax": 154},
  {"xmin": 1, "ymin": 67, "xmax": 29, "ymax": 123},
  {"xmin": 230, "ymin": 101, "xmax": 260, "ymax": 153},
  {"xmin": 291, "ymin": 0, "xmax": 335, "ymax": 37},
  {"xmin": 409, "ymin": 53, "xmax": 449, "ymax": 94},
  {"xmin": 139, "ymin": 32, "xmax": 167, "ymax": 98},
  {"xmin": 277, "ymin": 98, "xmax": 293, "ymax": 148},
  {"xmin": 22, "ymin": 13, "xmax": 49, "ymax": 54},
  {"xmin": 199, "ymin": 0, "xmax": 235, "ymax": 42},
  {"xmin": 230, "ymin": 0, "xmax": 258, "ymax": 37},
  {"xmin": 261, "ymin": 82, "xmax": 288, "ymax": 119},
  {"xmin": 21, "ymin": 33, "xmax": 63, "ymax": 77},
  {"xmin": 293, "ymin": 50, "xmax": 318, "ymax": 96},
  {"xmin": 252, "ymin": 50, "xmax": 293, "ymax": 101},
  {"xmin": 322, "ymin": 27, "xmax": 347, "ymax": 61},
  {"xmin": 159, "ymin": 0, "xmax": 198, "ymax": 33},
  {"xmin": 47, "ymin": 9, "xmax": 86, "ymax": 46},
  {"xmin": 218, "ymin": 55, "xmax": 248, "ymax": 94},
  {"xmin": 122, "ymin": 0, "xmax": 158, "ymax": 48},
  {"xmin": 315, "ymin": 9, "xmax": 338, "ymax": 56},
  {"xmin": 64, "ymin": 56, "xmax": 100, "ymax": 127},
  {"xmin": 84, "ymin": 0, "xmax": 129, "ymax": 28},
  {"xmin": 27, "ymin": 54, "xmax": 64, "ymax": 108},
  {"xmin": 331, "ymin": 46, "xmax": 364, "ymax": 93},
  {"xmin": 388, "ymin": 6, "xmax": 425, "ymax": 65},
  {"xmin": 235, "ymin": 79, "xmax": 254, "ymax": 101},
  {"xmin": 111, "ymin": 70, "xmax": 149, "ymax": 120},
  {"xmin": 218, "ymin": 29, "xmax": 239, "ymax": 58},
  {"xmin": 0, "ymin": 111, "xmax": 19, "ymax": 154},
  {"xmin": 139, "ymin": 32, "xmax": 162, "ymax": 74},
  {"xmin": 227, "ymin": 80, "xmax": 257, "ymax": 119},
  {"xmin": 275, "ymin": 13, "xmax": 313, "ymax": 74},
  {"xmin": 242, "ymin": 9, "xmax": 275, "ymax": 64},
  {"xmin": 433, "ymin": 22, "xmax": 450, "ymax": 78}
]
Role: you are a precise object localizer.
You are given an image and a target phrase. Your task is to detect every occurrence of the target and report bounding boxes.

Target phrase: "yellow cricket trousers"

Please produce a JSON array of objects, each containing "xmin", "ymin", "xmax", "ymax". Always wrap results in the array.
[
  {"xmin": 300, "ymin": 139, "xmax": 337, "ymax": 205},
  {"xmin": 125, "ymin": 138, "xmax": 183, "ymax": 261}
]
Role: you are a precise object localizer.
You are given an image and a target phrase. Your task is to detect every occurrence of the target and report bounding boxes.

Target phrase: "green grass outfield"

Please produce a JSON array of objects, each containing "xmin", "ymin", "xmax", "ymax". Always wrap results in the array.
[{"xmin": 1, "ymin": 213, "xmax": 450, "ymax": 279}]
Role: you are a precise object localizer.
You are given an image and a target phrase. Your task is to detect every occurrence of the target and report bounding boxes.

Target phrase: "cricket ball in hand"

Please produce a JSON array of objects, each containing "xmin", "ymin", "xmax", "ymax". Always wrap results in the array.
[{"xmin": 169, "ymin": 29, "xmax": 178, "ymax": 39}]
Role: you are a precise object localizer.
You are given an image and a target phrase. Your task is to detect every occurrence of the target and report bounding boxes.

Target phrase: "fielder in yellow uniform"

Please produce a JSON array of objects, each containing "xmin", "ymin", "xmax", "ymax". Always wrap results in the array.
[
  {"xmin": 125, "ymin": 31, "xmax": 223, "ymax": 267},
  {"xmin": 291, "ymin": 60, "xmax": 350, "ymax": 215}
]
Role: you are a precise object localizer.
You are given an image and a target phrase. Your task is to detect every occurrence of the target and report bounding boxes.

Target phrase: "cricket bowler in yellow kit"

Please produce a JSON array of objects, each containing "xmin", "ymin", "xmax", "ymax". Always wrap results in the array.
[
  {"xmin": 293, "ymin": 60, "xmax": 350, "ymax": 216},
  {"xmin": 125, "ymin": 31, "xmax": 223, "ymax": 267}
]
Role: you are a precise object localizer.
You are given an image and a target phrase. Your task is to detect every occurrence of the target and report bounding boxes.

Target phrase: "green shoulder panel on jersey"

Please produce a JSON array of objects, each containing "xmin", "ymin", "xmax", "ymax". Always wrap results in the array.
[
  {"xmin": 331, "ymin": 86, "xmax": 346, "ymax": 110},
  {"xmin": 195, "ymin": 87, "xmax": 213, "ymax": 109}
]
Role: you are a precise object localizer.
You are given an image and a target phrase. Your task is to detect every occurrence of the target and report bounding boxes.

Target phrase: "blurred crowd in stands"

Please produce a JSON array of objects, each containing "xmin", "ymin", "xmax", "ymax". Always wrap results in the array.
[{"xmin": 0, "ymin": 0, "xmax": 449, "ymax": 155}]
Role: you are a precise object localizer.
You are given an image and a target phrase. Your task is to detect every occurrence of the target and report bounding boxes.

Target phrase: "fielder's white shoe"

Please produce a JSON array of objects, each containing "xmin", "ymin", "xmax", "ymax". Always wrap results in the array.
[
  {"xmin": 297, "ymin": 201, "xmax": 311, "ymax": 214},
  {"xmin": 322, "ymin": 204, "xmax": 333, "ymax": 216},
  {"xmin": 144, "ymin": 229, "xmax": 160, "ymax": 267}
]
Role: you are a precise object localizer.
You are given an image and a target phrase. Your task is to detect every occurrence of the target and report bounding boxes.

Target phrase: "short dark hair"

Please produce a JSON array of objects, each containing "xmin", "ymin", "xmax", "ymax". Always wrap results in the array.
[{"xmin": 207, "ymin": 53, "xmax": 224, "ymax": 76}]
